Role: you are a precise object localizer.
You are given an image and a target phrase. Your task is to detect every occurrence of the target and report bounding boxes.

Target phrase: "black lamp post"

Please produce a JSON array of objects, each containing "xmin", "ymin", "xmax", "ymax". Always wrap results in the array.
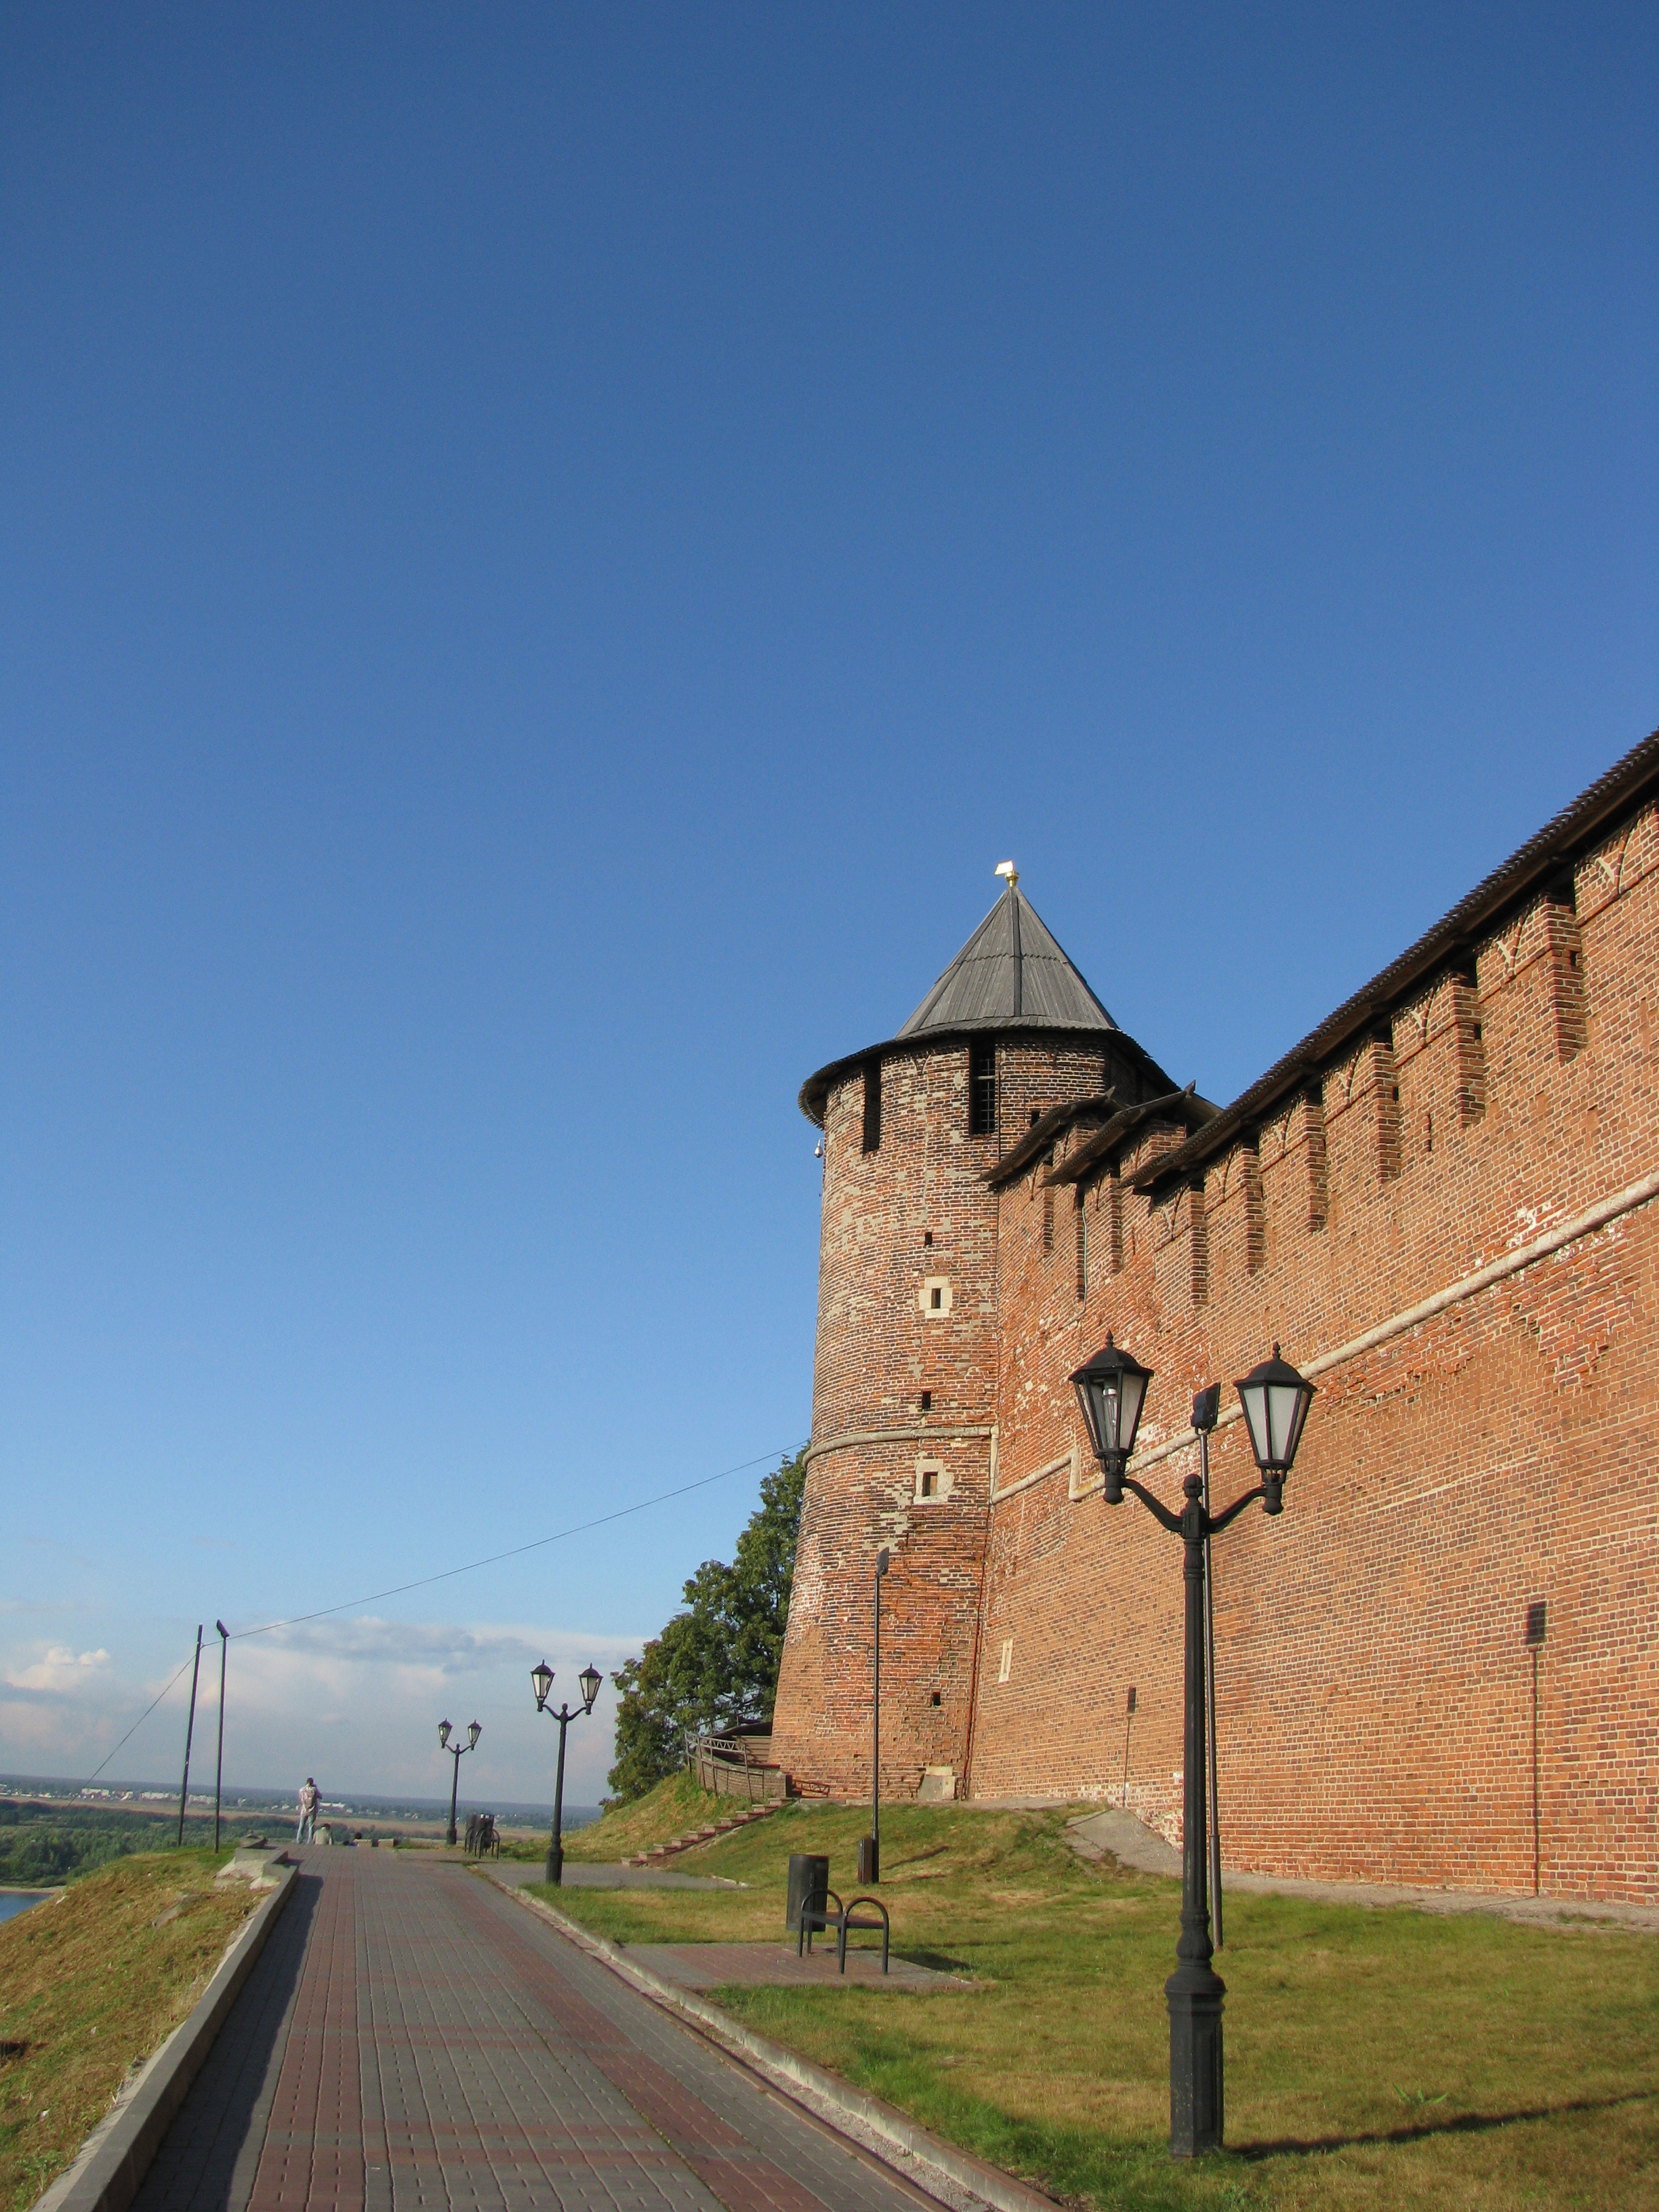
[
  {"xmin": 532, "ymin": 1660, "xmax": 602, "ymax": 1885},
  {"xmin": 860, "ymin": 1548, "xmax": 890, "ymax": 1885},
  {"xmin": 1071, "ymin": 1337, "xmax": 1314, "ymax": 2159},
  {"xmin": 438, "ymin": 1717, "xmax": 480, "ymax": 1847},
  {"xmin": 213, "ymin": 1621, "xmax": 229, "ymax": 1854}
]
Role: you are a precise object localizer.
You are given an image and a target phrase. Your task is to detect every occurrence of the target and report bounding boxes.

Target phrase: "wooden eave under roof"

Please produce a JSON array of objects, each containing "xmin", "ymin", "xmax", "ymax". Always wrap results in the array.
[
  {"xmin": 798, "ymin": 1023, "xmax": 1174, "ymax": 1128},
  {"xmin": 1046, "ymin": 1084, "xmax": 1218, "ymax": 1192},
  {"xmin": 984, "ymin": 1092, "xmax": 1118, "ymax": 1190},
  {"xmin": 1131, "ymin": 724, "xmax": 1659, "ymax": 1198}
]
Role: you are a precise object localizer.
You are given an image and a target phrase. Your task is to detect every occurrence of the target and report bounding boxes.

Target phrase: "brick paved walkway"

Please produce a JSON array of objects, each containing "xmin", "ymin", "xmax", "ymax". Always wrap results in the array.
[{"xmin": 134, "ymin": 1852, "xmax": 935, "ymax": 2212}]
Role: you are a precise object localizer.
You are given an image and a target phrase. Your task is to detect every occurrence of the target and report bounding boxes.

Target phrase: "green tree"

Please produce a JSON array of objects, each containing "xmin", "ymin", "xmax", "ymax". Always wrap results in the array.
[{"xmin": 606, "ymin": 1449, "xmax": 806, "ymax": 1802}]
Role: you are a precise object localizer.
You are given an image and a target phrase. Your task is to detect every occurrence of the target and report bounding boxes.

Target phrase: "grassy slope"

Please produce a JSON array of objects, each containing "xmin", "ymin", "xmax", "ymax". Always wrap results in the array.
[
  {"xmin": 534, "ymin": 1800, "xmax": 1659, "ymax": 2212},
  {"xmin": 0, "ymin": 1851, "xmax": 258, "ymax": 2212},
  {"xmin": 558, "ymin": 1772, "xmax": 730, "ymax": 1864}
]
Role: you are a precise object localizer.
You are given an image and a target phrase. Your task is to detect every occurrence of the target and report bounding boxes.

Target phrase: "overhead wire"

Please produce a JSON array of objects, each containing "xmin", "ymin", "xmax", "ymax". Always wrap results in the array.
[
  {"xmin": 73, "ymin": 1444, "xmax": 805, "ymax": 1785},
  {"xmin": 85, "ymin": 1648, "xmax": 198, "ymax": 1783},
  {"xmin": 228, "ymin": 1441, "xmax": 808, "ymax": 1641}
]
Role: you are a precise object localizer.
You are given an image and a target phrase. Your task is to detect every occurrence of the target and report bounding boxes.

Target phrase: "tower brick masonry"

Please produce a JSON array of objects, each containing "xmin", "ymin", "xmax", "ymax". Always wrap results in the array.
[{"xmin": 771, "ymin": 733, "xmax": 1659, "ymax": 1903}]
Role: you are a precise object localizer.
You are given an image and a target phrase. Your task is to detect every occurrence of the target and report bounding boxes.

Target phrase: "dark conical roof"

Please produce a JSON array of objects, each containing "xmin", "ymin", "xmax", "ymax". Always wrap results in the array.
[
  {"xmin": 897, "ymin": 886, "xmax": 1115, "ymax": 1038},
  {"xmin": 798, "ymin": 880, "xmax": 1165, "ymax": 1124}
]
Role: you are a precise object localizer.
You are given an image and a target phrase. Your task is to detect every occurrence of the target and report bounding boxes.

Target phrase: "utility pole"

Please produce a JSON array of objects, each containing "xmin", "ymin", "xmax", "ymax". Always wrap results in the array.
[{"xmin": 176, "ymin": 1626, "xmax": 203, "ymax": 1848}]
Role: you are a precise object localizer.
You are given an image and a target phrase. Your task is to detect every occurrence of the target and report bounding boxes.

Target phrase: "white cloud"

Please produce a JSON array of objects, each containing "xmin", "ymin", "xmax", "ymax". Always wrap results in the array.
[
  {"xmin": 5, "ymin": 1645, "xmax": 112, "ymax": 1693},
  {"xmin": 0, "ymin": 1616, "xmax": 649, "ymax": 1808}
]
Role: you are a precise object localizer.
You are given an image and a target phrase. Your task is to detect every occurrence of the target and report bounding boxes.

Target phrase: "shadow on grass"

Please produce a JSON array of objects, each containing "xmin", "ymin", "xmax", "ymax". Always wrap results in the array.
[
  {"xmin": 893, "ymin": 1946, "xmax": 979, "ymax": 1978},
  {"xmin": 1238, "ymin": 2087, "xmax": 1656, "ymax": 2158}
]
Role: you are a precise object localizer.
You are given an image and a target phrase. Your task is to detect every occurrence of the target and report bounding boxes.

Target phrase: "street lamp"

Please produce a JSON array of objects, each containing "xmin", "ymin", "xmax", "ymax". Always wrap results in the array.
[
  {"xmin": 1071, "ymin": 1334, "xmax": 1153, "ymax": 1503},
  {"xmin": 532, "ymin": 1661, "xmax": 602, "ymax": 1885},
  {"xmin": 438, "ymin": 1718, "xmax": 481, "ymax": 1847},
  {"xmin": 213, "ymin": 1622, "xmax": 229, "ymax": 1854},
  {"xmin": 1071, "ymin": 1338, "xmax": 1314, "ymax": 2158},
  {"xmin": 1233, "ymin": 1347, "xmax": 1315, "ymax": 1516},
  {"xmin": 859, "ymin": 1548, "xmax": 891, "ymax": 1885}
]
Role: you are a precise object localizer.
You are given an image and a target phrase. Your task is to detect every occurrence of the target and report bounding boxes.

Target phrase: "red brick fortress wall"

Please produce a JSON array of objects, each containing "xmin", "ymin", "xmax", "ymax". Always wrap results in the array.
[{"xmin": 967, "ymin": 801, "xmax": 1659, "ymax": 1902}]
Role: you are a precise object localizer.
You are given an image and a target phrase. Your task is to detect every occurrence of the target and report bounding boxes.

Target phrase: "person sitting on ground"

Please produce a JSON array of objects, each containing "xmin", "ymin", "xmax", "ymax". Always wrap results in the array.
[{"xmin": 296, "ymin": 1776, "xmax": 319, "ymax": 1846}]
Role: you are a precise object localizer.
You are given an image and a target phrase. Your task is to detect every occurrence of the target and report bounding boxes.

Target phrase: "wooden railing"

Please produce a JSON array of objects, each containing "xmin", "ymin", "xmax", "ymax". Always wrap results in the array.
[{"xmin": 689, "ymin": 1734, "xmax": 787, "ymax": 1801}]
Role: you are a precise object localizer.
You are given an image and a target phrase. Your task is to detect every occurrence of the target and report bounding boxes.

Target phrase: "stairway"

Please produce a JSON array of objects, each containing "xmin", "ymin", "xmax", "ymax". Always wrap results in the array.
[{"xmin": 624, "ymin": 1798, "xmax": 784, "ymax": 1867}]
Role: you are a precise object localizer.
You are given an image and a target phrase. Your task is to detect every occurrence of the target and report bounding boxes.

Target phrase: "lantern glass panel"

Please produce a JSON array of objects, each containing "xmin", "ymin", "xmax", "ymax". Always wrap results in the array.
[
  {"xmin": 1069, "ymin": 1337, "xmax": 1153, "ymax": 1467},
  {"xmin": 1096, "ymin": 1376, "xmax": 1122, "ymax": 1456},
  {"xmin": 438, "ymin": 1719, "xmax": 452, "ymax": 1748},
  {"xmin": 1117, "ymin": 1366, "xmax": 1148, "ymax": 1455},
  {"xmin": 1268, "ymin": 1382, "xmax": 1303, "ymax": 1462},
  {"xmin": 579, "ymin": 1664, "xmax": 602, "ymax": 1713},
  {"xmin": 1071, "ymin": 1374, "xmax": 1100, "ymax": 1458},
  {"xmin": 467, "ymin": 1720, "xmax": 482, "ymax": 1749},
  {"xmin": 1233, "ymin": 1346, "xmax": 1315, "ymax": 1475},
  {"xmin": 530, "ymin": 1661, "xmax": 554, "ymax": 1708},
  {"xmin": 1239, "ymin": 1381, "xmax": 1272, "ymax": 1467}
]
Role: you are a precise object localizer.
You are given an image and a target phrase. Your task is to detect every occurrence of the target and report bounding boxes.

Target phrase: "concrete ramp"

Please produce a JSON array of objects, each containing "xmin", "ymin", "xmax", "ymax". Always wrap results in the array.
[{"xmin": 1067, "ymin": 1808, "xmax": 1181, "ymax": 1877}]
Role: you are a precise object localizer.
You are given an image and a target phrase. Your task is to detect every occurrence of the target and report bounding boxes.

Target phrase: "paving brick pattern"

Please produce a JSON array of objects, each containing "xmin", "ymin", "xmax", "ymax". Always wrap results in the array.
[
  {"xmin": 251, "ymin": 1854, "xmax": 365, "ymax": 2209},
  {"xmin": 131, "ymin": 1873, "xmax": 322, "ymax": 2212},
  {"xmin": 136, "ymin": 1852, "xmax": 930, "ymax": 2212}
]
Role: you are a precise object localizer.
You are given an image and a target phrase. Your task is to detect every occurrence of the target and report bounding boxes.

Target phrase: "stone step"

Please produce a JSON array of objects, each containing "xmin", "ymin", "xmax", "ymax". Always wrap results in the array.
[{"xmin": 621, "ymin": 1796, "xmax": 785, "ymax": 1866}]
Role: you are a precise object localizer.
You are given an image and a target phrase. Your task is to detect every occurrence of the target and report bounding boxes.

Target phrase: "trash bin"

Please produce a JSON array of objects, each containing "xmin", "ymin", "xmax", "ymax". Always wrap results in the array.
[{"xmin": 785, "ymin": 1853, "xmax": 830, "ymax": 1936}]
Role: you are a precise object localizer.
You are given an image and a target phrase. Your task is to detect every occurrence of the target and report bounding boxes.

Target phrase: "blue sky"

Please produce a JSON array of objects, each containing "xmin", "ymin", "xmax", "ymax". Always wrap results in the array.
[{"xmin": 2, "ymin": 5, "xmax": 1653, "ymax": 1808}]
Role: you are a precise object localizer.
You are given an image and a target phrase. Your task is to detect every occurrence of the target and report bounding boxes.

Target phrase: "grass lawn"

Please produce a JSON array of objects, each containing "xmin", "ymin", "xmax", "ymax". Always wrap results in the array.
[
  {"xmin": 0, "ymin": 1850, "xmax": 261, "ymax": 2212},
  {"xmin": 534, "ymin": 1790, "xmax": 1658, "ymax": 2211}
]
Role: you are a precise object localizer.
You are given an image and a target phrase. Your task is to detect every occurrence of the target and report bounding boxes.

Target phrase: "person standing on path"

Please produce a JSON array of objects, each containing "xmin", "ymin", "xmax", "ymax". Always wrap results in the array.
[{"xmin": 295, "ymin": 1776, "xmax": 319, "ymax": 1846}]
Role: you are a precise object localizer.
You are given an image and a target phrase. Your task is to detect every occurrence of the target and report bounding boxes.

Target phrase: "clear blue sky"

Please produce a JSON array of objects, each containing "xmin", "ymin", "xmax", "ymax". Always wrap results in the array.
[{"xmin": 2, "ymin": 5, "xmax": 1653, "ymax": 1809}]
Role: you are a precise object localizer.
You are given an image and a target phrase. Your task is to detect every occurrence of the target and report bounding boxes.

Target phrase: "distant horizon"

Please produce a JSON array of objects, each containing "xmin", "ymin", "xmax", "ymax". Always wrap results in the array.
[{"xmin": 0, "ymin": 1770, "xmax": 597, "ymax": 1826}]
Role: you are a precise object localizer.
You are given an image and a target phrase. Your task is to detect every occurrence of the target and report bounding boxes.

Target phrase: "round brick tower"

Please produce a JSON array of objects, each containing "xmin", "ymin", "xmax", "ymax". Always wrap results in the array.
[{"xmin": 769, "ymin": 874, "xmax": 1173, "ymax": 1803}]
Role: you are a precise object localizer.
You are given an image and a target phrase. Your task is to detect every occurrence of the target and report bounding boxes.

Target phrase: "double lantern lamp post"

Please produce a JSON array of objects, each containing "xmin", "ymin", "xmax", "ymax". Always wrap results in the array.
[
  {"xmin": 438, "ymin": 1717, "xmax": 481, "ymax": 1848},
  {"xmin": 1069, "ymin": 1334, "xmax": 1315, "ymax": 2160},
  {"xmin": 531, "ymin": 1660, "xmax": 603, "ymax": 1886}
]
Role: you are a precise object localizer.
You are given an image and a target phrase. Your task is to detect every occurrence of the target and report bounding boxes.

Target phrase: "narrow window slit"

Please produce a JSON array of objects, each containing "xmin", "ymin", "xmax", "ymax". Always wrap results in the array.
[
  {"xmin": 969, "ymin": 1039, "xmax": 998, "ymax": 1137},
  {"xmin": 861, "ymin": 1059, "xmax": 882, "ymax": 1153}
]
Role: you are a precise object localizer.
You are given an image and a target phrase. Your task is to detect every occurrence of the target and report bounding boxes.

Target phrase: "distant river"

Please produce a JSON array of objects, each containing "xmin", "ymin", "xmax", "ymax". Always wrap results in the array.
[{"xmin": 0, "ymin": 1892, "xmax": 46, "ymax": 1923}]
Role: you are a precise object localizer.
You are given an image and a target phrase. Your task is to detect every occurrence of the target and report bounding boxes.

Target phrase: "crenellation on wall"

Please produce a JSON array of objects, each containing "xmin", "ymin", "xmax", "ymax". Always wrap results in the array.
[
  {"xmin": 1302, "ymin": 1083, "xmax": 1330, "ymax": 1228},
  {"xmin": 1368, "ymin": 1027, "xmax": 1403, "ymax": 1181},
  {"xmin": 1542, "ymin": 897, "xmax": 1587, "ymax": 1061},
  {"xmin": 1187, "ymin": 1174, "xmax": 1210, "ymax": 1305}
]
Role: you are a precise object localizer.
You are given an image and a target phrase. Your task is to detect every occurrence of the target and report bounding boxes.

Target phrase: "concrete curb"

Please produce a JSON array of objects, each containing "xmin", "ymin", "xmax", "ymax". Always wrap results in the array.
[
  {"xmin": 481, "ymin": 1866, "xmax": 1061, "ymax": 2212},
  {"xmin": 31, "ymin": 1864, "xmax": 297, "ymax": 2212}
]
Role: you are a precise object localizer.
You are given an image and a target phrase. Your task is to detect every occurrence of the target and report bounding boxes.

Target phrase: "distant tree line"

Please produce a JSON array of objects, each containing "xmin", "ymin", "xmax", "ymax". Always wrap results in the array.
[
  {"xmin": 0, "ymin": 1802, "xmax": 253, "ymax": 1885},
  {"xmin": 606, "ymin": 1450, "xmax": 806, "ymax": 1803}
]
